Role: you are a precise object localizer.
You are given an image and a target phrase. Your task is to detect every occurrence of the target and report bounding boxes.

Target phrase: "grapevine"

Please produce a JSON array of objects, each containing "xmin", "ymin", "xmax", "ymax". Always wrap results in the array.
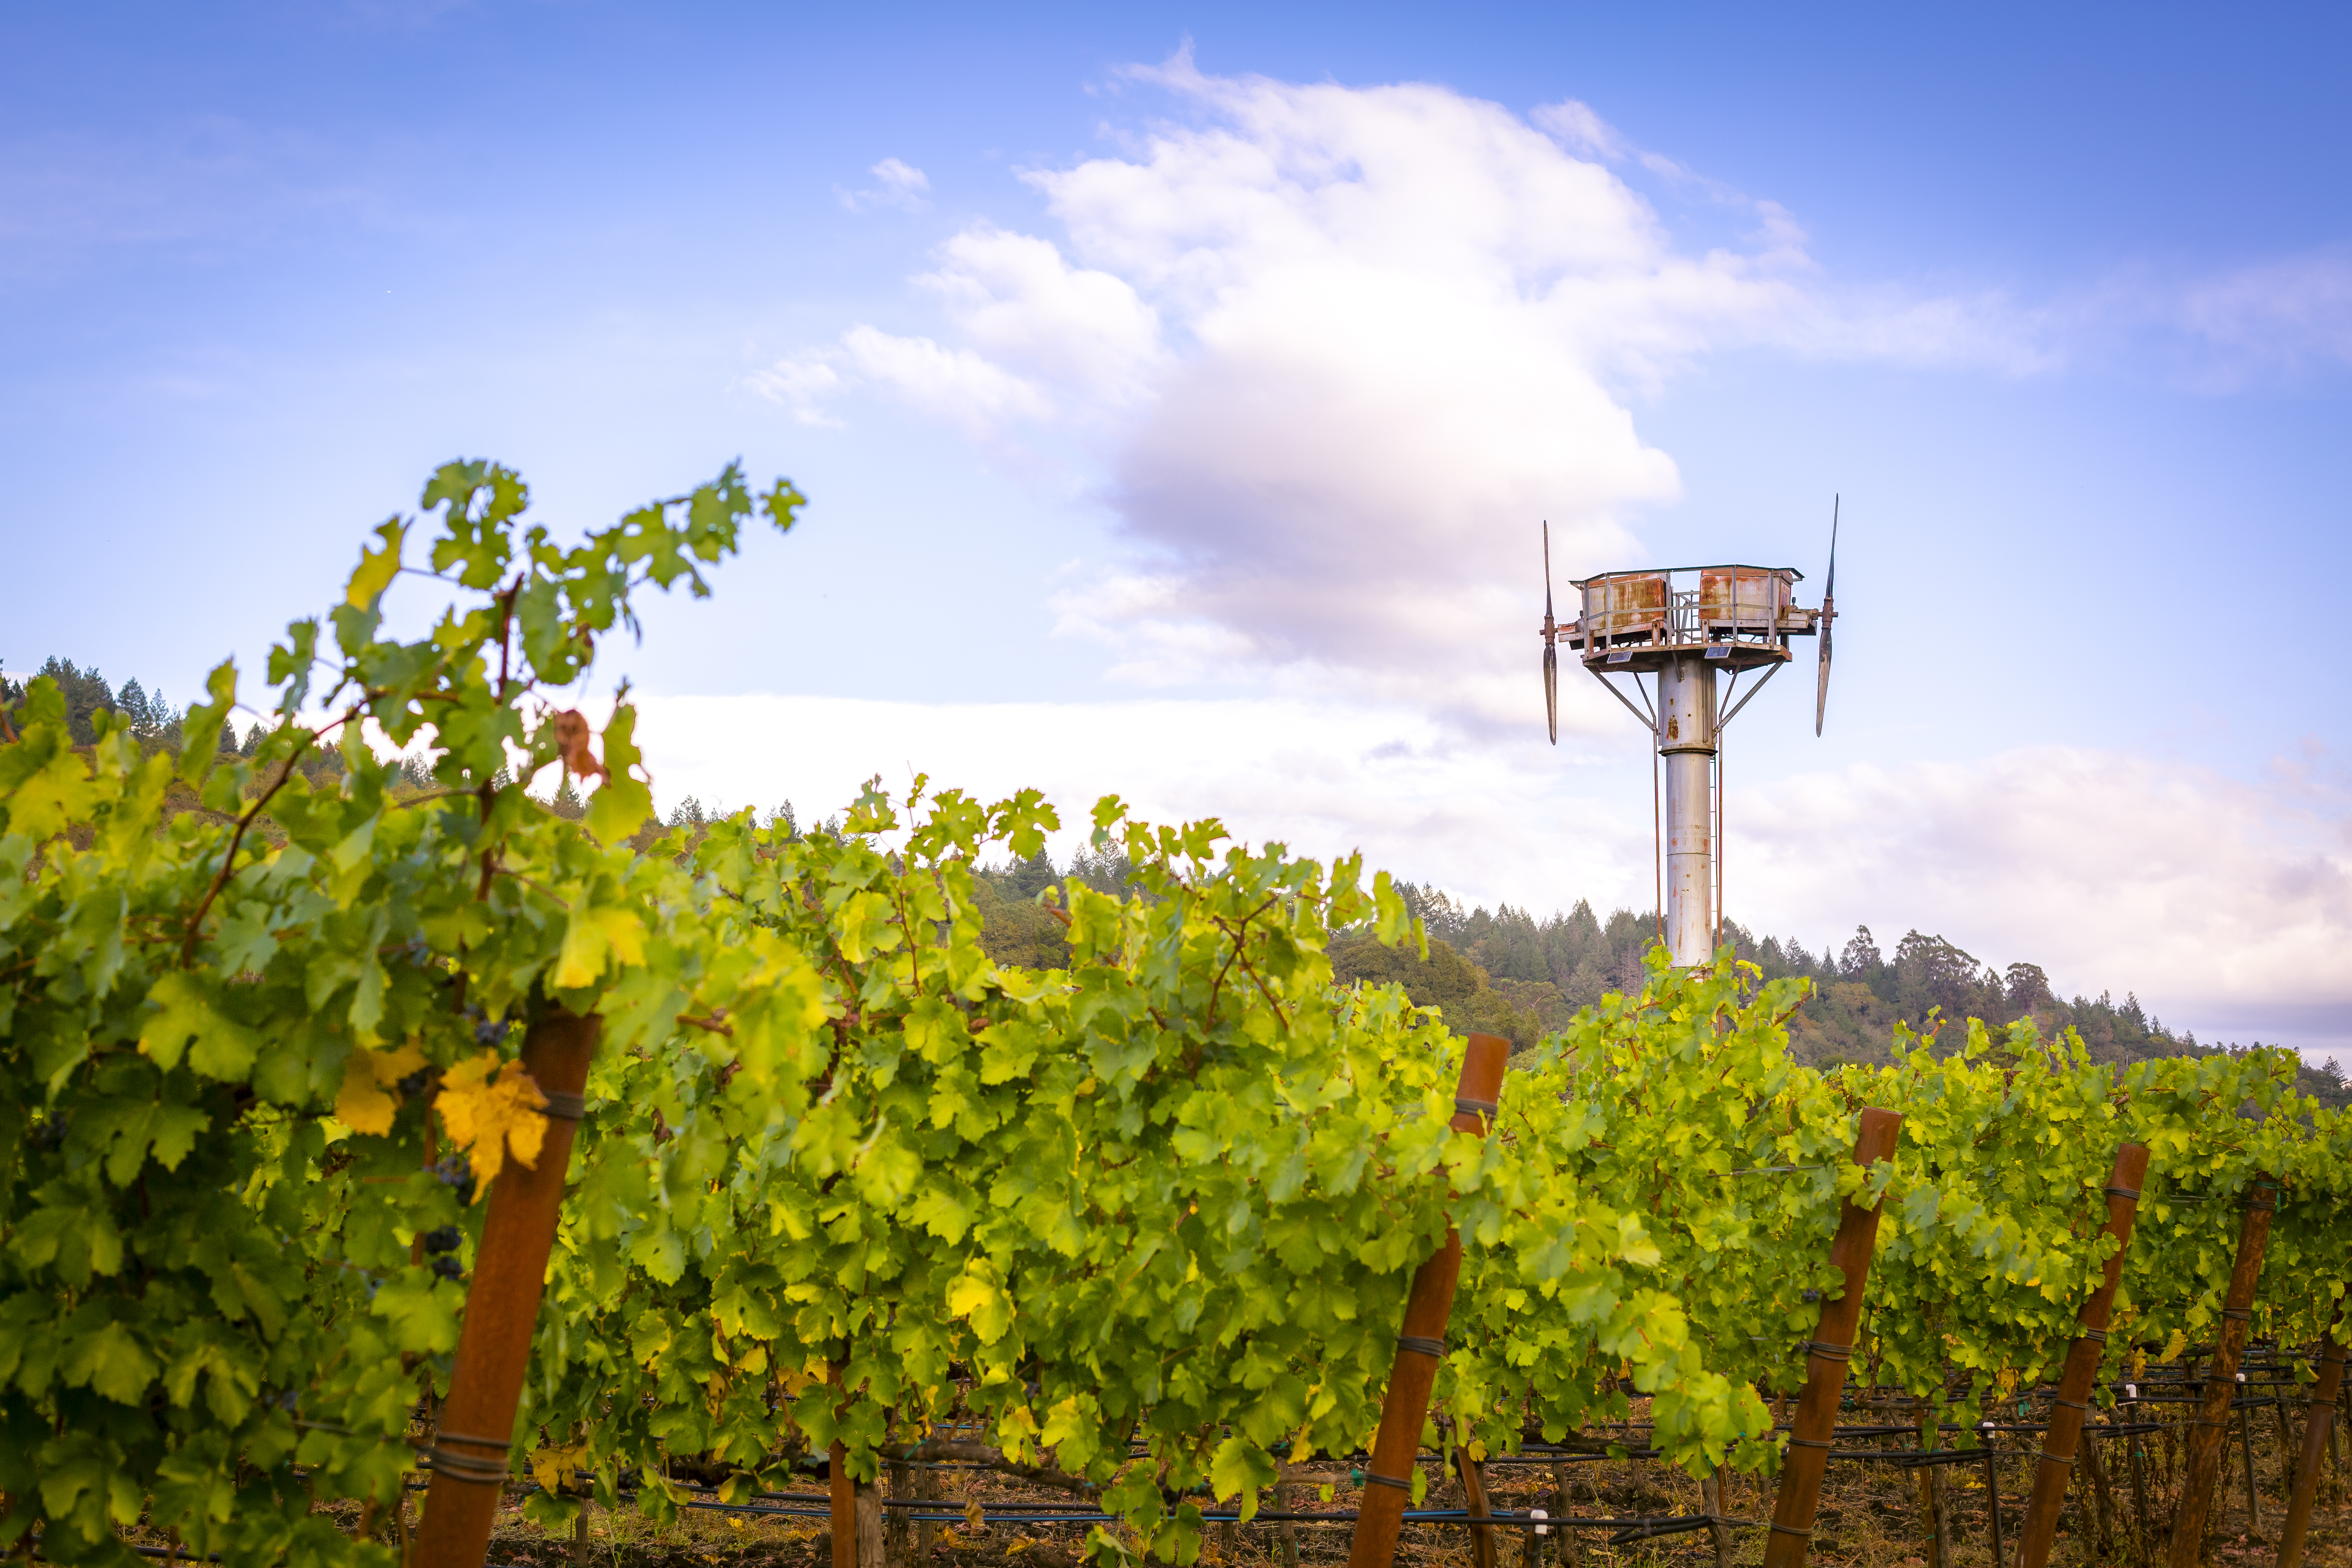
[{"xmin": 3, "ymin": 461, "xmax": 2350, "ymax": 1568}]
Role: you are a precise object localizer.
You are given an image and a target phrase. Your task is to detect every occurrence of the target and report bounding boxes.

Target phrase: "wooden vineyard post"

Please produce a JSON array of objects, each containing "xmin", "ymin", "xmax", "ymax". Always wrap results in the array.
[
  {"xmin": 1345, "ymin": 1031, "xmax": 1512, "ymax": 1568},
  {"xmin": 2165, "ymin": 1174, "xmax": 2278, "ymax": 1568},
  {"xmin": 831, "ymin": 1438, "xmax": 853, "ymax": 1568},
  {"xmin": 1454, "ymin": 1441, "xmax": 1499, "ymax": 1568},
  {"xmin": 415, "ymin": 1009, "xmax": 600, "ymax": 1568},
  {"xmin": 2276, "ymin": 1303, "xmax": 2349, "ymax": 1568},
  {"xmin": 2017, "ymin": 1143, "xmax": 2152, "ymax": 1568},
  {"xmin": 824, "ymin": 1366, "xmax": 884, "ymax": 1568},
  {"xmin": 1760, "ymin": 1105, "xmax": 1903, "ymax": 1568}
]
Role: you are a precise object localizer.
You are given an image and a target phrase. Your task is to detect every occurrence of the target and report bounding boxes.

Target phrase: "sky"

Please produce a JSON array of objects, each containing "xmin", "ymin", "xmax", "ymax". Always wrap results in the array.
[{"xmin": 4, "ymin": 3, "xmax": 2348, "ymax": 1054}]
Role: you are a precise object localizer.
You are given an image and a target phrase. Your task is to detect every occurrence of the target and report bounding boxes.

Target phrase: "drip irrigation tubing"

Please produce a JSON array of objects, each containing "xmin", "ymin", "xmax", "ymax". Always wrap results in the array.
[{"xmin": 580, "ymin": 1486, "xmax": 1760, "ymax": 1543}]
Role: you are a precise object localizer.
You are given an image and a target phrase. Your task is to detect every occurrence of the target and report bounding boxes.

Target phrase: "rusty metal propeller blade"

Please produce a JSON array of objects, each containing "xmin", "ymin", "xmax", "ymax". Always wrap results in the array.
[
  {"xmin": 1544, "ymin": 644, "xmax": 1558, "ymax": 744},
  {"xmin": 1542, "ymin": 521, "xmax": 1559, "ymax": 744},
  {"xmin": 1814, "ymin": 496, "xmax": 1838, "ymax": 737}
]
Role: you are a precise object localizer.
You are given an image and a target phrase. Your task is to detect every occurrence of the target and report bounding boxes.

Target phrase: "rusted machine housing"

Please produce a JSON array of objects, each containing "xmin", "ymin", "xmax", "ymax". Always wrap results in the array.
[{"xmin": 1558, "ymin": 564, "xmax": 1817, "ymax": 673}]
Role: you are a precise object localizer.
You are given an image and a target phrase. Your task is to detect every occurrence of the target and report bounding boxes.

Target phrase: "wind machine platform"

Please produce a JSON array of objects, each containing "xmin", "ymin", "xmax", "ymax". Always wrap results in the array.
[{"xmin": 1540, "ymin": 504, "xmax": 1840, "ymax": 969}]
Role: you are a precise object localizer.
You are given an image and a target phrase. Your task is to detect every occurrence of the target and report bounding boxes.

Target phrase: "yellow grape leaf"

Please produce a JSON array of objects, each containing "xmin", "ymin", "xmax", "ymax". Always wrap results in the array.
[
  {"xmin": 946, "ymin": 1266, "xmax": 1013, "ymax": 1344},
  {"xmin": 529, "ymin": 1437, "xmax": 589, "ymax": 1494},
  {"xmin": 345, "ymin": 517, "xmax": 406, "ymax": 608},
  {"xmin": 436, "ymin": 1051, "xmax": 550, "ymax": 1193},
  {"xmin": 337, "ymin": 1060, "xmax": 396, "ymax": 1136},
  {"xmin": 553, "ymin": 905, "xmax": 647, "ymax": 989},
  {"xmin": 334, "ymin": 1040, "xmax": 431, "ymax": 1136}
]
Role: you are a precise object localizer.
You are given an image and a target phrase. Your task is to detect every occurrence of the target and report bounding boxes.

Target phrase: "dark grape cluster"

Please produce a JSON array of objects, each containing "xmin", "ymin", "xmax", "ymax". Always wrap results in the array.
[
  {"xmin": 459, "ymin": 1002, "xmax": 519, "ymax": 1046},
  {"xmin": 432, "ymin": 1152, "xmax": 476, "ymax": 1205},
  {"xmin": 421, "ymin": 1214, "xmax": 467, "ymax": 1280}
]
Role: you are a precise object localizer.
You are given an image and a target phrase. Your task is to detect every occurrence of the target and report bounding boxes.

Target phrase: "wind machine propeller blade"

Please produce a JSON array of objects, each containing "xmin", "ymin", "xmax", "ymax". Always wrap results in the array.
[
  {"xmin": 1542, "ymin": 520, "xmax": 1559, "ymax": 744},
  {"xmin": 1814, "ymin": 495, "xmax": 1838, "ymax": 737}
]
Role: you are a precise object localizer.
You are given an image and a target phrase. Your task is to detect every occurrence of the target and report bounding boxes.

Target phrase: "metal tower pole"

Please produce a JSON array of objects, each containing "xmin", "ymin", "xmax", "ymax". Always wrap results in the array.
[{"xmin": 1658, "ymin": 654, "xmax": 1718, "ymax": 967}]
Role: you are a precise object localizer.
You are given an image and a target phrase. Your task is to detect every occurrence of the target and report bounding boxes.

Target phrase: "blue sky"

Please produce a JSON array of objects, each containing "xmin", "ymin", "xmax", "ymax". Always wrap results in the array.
[{"xmin": 6, "ymin": 3, "xmax": 2348, "ymax": 1051}]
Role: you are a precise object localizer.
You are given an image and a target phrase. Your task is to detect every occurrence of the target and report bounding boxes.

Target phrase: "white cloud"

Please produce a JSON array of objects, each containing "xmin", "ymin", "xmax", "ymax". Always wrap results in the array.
[
  {"xmin": 752, "ymin": 325, "xmax": 1051, "ymax": 435},
  {"xmin": 837, "ymin": 156, "xmax": 932, "ymax": 213},
  {"xmin": 632, "ymin": 686, "xmax": 1649, "ymax": 913},
  {"xmin": 1737, "ymin": 746, "xmax": 2352, "ymax": 1042},
  {"xmin": 762, "ymin": 59, "xmax": 2045, "ymax": 721},
  {"xmin": 835, "ymin": 324, "xmax": 1052, "ymax": 432},
  {"xmin": 914, "ymin": 226, "xmax": 1164, "ymax": 405},
  {"xmin": 2176, "ymin": 243, "xmax": 2352, "ymax": 378},
  {"xmin": 743, "ymin": 357, "xmax": 843, "ymax": 427},
  {"xmin": 632, "ymin": 690, "xmax": 2352, "ymax": 1050},
  {"xmin": 1530, "ymin": 98, "xmax": 1694, "ymax": 185}
]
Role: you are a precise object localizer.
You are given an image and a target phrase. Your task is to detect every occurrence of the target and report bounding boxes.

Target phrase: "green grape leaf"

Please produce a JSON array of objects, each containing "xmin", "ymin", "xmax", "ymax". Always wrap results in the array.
[
  {"xmin": 584, "ymin": 704, "xmax": 652, "ymax": 844},
  {"xmin": 346, "ymin": 517, "xmax": 407, "ymax": 608},
  {"xmin": 177, "ymin": 661, "xmax": 238, "ymax": 784},
  {"xmin": 1208, "ymin": 1437, "xmax": 1274, "ymax": 1508}
]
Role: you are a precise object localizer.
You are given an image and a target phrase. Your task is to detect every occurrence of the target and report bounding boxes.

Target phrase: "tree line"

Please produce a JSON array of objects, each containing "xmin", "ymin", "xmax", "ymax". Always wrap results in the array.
[
  {"xmin": 1371, "ymin": 881, "xmax": 2348, "ymax": 1105},
  {"xmin": 13, "ymin": 653, "xmax": 2332, "ymax": 1104},
  {"xmin": 4, "ymin": 656, "xmax": 282, "ymax": 758},
  {"xmin": 962, "ymin": 860, "xmax": 2350, "ymax": 1108}
]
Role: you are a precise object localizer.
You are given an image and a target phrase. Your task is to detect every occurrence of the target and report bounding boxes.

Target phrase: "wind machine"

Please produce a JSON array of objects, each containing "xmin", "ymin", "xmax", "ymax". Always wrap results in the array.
[{"xmin": 1540, "ymin": 504, "xmax": 1841, "ymax": 969}]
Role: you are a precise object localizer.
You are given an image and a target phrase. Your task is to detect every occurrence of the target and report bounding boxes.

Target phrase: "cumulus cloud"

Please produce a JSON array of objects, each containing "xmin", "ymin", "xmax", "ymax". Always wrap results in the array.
[
  {"xmin": 914, "ymin": 226, "xmax": 1165, "ymax": 405},
  {"xmin": 758, "ymin": 57, "xmax": 2045, "ymax": 721},
  {"xmin": 632, "ymin": 687, "xmax": 1656, "ymax": 922},
  {"xmin": 1737, "ymin": 746, "xmax": 2352, "ymax": 1038},
  {"xmin": 837, "ymin": 325, "xmax": 1052, "ymax": 432},
  {"xmin": 743, "ymin": 357, "xmax": 844, "ymax": 428},
  {"xmin": 837, "ymin": 156, "xmax": 932, "ymax": 212}
]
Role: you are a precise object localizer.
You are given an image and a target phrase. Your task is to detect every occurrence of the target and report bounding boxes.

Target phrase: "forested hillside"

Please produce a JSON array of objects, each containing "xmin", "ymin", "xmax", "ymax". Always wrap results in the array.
[
  {"xmin": 962, "ymin": 857, "xmax": 2351, "ymax": 1107},
  {"xmin": 11, "ymin": 654, "xmax": 2334, "ymax": 1104},
  {"xmin": 1375, "ymin": 882, "xmax": 2349, "ymax": 1105}
]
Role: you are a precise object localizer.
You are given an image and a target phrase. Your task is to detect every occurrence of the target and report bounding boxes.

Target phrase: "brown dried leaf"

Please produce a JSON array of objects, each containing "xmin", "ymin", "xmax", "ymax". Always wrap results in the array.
[{"xmin": 551, "ymin": 708, "xmax": 607, "ymax": 784}]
